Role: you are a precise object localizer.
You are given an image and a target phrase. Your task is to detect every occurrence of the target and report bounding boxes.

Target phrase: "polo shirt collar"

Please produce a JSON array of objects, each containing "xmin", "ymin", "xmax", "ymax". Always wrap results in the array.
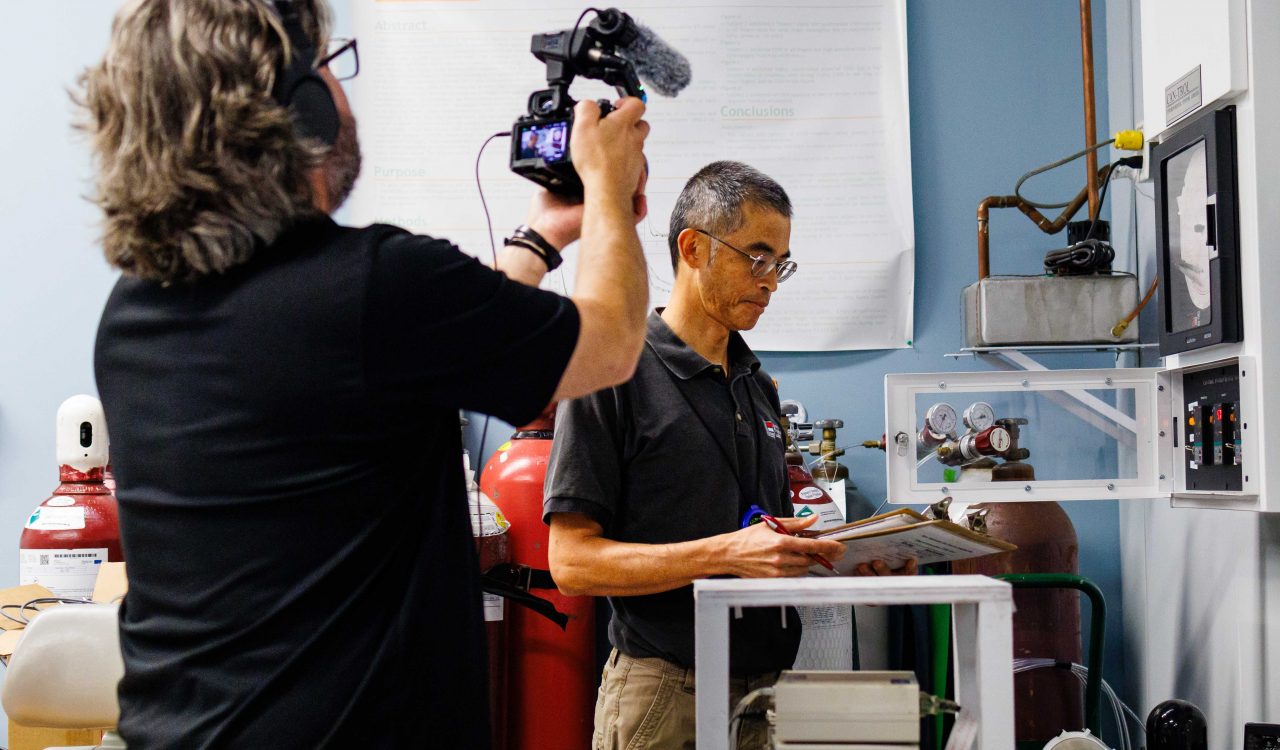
[{"xmin": 646, "ymin": 309, "xmax": 760, "ymax": 381}]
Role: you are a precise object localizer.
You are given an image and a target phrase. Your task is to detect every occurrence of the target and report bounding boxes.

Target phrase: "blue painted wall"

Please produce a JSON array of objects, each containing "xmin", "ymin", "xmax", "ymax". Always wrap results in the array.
[{"xmin": 762, "ymin": 0, "xmax": 1128, "ymax": 722}]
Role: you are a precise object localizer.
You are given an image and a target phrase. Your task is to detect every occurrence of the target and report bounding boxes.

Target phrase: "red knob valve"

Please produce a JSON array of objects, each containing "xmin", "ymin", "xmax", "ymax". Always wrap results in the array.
[{"xmin": 973, "ymin": 426, "xmax": 1012, "ymax": 455}]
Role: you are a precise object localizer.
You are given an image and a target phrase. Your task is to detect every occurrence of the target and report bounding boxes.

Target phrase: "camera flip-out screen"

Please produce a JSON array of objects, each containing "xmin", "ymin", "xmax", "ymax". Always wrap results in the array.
[{"xmin": 517, "ymin": 121, "xmax": 569, "ymax": 164}]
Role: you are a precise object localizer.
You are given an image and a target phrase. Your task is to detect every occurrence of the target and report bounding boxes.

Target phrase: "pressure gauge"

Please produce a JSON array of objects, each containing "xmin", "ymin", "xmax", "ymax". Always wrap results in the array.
[
  {"xmin": 962, "ymin": 402, "xmax": 996, "ymax": 432},
  {"xmin": 923, "ymin": 403, "xmax": 957, "ymax": 436}
]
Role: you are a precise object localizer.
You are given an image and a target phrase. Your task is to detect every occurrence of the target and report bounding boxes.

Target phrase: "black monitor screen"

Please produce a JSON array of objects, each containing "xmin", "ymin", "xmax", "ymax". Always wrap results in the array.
[
  {"xmin": 517, "ymin": 121, "xmax": 569, "ymax": 164},
  {"xmin": 1164, "ymin": 140, "xmax": 1212, "ymax": 334},
  {"xmin": 1152, "ymin": 104, "xmax": 1240, "ymax": 356}
]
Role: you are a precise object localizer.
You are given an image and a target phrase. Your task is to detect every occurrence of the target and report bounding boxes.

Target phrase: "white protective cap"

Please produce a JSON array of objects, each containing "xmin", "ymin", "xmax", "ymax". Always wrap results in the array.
[
  {"xmin": 1041, "ymin": 730, "xmax": 1111, "ymax": 750},
  {"xmin": 55, "ymin": 395, "xmax": 109, "ymax": 472}
]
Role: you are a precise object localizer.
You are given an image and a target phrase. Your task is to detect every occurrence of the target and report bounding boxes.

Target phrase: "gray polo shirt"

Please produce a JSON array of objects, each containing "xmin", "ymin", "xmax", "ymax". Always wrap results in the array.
[{"xmin": 544, "ymin": 311, "xmax": 799, "ymax": 675}]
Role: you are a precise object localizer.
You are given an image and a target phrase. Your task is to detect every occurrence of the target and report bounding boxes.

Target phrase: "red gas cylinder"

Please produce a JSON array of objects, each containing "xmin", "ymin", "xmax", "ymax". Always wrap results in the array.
[
  {"xmin": 951, "ymin": 458, "xmax": 1083, "ymax": 743},
  {"xmin": 467, "ymin": 452, "xmax": 512, "ymax": 750},
  {"xmin": 481, "ymin": 409, "xmax": 595, "ymax": 750},
  {"xmin": 20, "ymin": 395, "xmax": 123, "ymax": 600}
]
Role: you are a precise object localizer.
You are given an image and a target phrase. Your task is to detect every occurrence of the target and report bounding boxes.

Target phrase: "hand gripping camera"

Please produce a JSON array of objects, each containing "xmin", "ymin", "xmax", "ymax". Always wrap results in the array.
[{"xmin": 510, "ymin": 8, "xmax": 689, "ymax": 197}]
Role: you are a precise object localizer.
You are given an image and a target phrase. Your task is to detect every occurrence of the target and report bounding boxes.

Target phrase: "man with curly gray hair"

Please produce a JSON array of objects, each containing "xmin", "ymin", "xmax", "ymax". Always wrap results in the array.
[{"xmin": 85, "ymin": 1, "xmax": 650, "ymax": 746}]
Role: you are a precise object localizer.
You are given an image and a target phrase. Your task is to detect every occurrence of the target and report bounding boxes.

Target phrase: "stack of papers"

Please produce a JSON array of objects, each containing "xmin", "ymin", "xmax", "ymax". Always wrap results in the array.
[{"xmin": 801, "ymin": 508, "xmax": 1016, "ymax": 576}]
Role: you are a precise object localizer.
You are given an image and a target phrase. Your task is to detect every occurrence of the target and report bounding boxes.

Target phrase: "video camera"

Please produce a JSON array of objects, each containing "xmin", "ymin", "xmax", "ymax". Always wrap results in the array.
[{"xmin": 510, "ymin": 8, "xmax": 689, "ymax": 197}]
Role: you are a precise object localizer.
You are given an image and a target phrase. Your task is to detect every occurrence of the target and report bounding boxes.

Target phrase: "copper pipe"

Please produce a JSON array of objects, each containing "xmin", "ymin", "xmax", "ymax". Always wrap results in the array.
[
  {"xmin": 1080, "ymin": 0, "xmax": 1099, "ymax": 219},
  {"xmin": 1111, "ymin": 278, "xmax": 1159, "ymax": 338},
  {"xmin": 976, "ymin": 1, "xmax": 1105, "ymax": 280},
  {"xmin": 977, "ymin": 164, "xmax": 1113, "ymax": 279}
]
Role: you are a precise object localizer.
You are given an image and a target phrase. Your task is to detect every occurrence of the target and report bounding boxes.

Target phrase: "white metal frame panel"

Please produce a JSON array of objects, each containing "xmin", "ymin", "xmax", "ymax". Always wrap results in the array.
[
  {"xmin": 693, "ymin": 576, "xmax": 1014, "ymax": 750},
  {"xmin": 884, "ymin": 359, "xmax": 1263, "ymax": 508},
  {"xmin": 884, "ymin": 368, "xmax": 1168, "ymax": 504}
]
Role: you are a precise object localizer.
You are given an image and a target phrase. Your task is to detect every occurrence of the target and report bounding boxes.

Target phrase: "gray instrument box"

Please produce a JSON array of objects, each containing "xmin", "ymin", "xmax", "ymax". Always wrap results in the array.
[
  {"xmin": 772, "ymin": 670, "xmax": 919, "ymax": 745},
  {"xmin": 962, "ymin": 275, "xmax": 1139, "ymax": 347}
]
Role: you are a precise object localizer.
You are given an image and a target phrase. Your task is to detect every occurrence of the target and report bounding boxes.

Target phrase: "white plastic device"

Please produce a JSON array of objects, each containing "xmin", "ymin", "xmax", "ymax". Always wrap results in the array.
[{"xmin": 55, "ymin": 395, "xmax": 109, "ymax": 473}]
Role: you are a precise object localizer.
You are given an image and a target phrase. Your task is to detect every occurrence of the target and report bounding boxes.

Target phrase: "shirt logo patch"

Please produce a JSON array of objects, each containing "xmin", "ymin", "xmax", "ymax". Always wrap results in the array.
[{"xmin": 763, "ymin": 419, "xmax": 782, "ymax": 440}]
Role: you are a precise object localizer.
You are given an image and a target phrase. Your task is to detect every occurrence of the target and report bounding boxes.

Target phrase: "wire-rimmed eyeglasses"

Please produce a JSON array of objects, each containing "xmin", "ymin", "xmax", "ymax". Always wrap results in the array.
[
  {"xmin": 693, "ymin": 228, "xmax": 797, "ymax": 282},
  {"xmin": 317, "ymin": 37, "xmax": 359, "ymax": 81}
]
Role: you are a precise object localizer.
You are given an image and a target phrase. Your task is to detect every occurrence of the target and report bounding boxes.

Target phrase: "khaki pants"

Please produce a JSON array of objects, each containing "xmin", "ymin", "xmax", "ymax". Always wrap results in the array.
[{"xmin": 592, "ymin": 648, "xmax": 779, "ymax": 750}]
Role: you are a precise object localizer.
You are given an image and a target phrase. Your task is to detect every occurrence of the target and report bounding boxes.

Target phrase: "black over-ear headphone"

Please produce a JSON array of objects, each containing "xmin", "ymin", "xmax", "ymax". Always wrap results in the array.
[{"xmin": 271, "ymin": 0, "xmax": 339, "ymax": 146}]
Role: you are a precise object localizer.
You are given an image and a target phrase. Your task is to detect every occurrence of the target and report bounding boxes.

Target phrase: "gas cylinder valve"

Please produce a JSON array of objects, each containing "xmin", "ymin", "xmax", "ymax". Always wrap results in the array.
[
  {"xmin": 805, "ymin": 419, "xmax": 850, "ymax": 487},
  {"xmin": 805, "ymin": 419, "xmax": 845, "ymax": 461},
  {"xmin": 936, "ymin": 425, "xmax": 1013, "ymax": 467}
]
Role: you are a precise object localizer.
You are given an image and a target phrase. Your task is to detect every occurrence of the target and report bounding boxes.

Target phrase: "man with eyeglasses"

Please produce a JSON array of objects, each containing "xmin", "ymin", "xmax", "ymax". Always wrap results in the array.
[
  {"xmin": 87, "ymin": 1, "xmax": 649, "ymax": 747},
  {"xmin": 544, "ymin": 161, "xmax": 903, "ymax": 750}
]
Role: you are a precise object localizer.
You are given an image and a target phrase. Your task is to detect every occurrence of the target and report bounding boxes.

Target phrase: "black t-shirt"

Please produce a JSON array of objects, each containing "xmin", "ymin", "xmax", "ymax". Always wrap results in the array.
[
  {"xmin": 543, "ymin": 312, "xmax": 799, "ymax": 676},
  {"xmin": 94, "ymin": 216, "xmax": 579, "ymax": 749}
]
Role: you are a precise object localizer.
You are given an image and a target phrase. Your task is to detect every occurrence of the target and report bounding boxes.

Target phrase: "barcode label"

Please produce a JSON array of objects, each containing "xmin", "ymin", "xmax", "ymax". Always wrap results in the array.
[{"xmin": 19, "ymin": 547, "xmax": 110, "ymax": 599}]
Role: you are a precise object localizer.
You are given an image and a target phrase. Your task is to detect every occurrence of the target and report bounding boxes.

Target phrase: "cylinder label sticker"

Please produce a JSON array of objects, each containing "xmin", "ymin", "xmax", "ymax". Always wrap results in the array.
[
  {"xmin": 25, "ymin": 506, "xmax": 86, "ymax": 530},
  {"xmin": 19, "ymin": 547, "xmax": 108, "ymax": 600},
  {"xmin": 794, "ymin": 501, "xmax": 845, "ymax": 530},
  {"xmin": 815, "ymin": 478, "xmax": 847, "ymax": 518},
  {"xmin": 483, "ymin": 592, "xmax": 504, "ymax": 622},
  {"xmin": 797, "ymin": 486, "xmax": 825, "ymax": 501},
  {"xmin": 469, "ymin": 495, "xmax": 511, "ymax": 537}
]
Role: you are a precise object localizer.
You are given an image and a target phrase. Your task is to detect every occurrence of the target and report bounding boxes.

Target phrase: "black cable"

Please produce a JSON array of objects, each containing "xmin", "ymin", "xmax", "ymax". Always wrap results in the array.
[
  {"xmin": 571, "ymin": 7, "xmax": 603, "ymax": 47},
  {"xmin": 1043, "ymin": 240, "xmax": 1114, "ymax": 274},
  {"xmin": 1086, "ymin": 155, "xmax": 1143, "ymax": 240},
  {"xmin": 1042, "ymin": 155, "xmax": 1145, "ymax": 275},
  {"xmin": 476, "ymin": 131, "xmax": 512, "ymax": 267},
  {"xmin": 1014, "ymin": 138, "xmax": 1115, "ymax": 209},
  {"xmin": 471, "ymin": 133, "xmax": 508, "ymax": 514},
  {"xmin": 474, "ymin": 412, "xmax": 492, "ymax": 505},
  {"xmin": 470, "ymin": 130, "xmax": 513, "ymax": 509},
  {"xmin": 1085, "ymin": 162, "xmax": 1118, "ymax": 240},
  {"xmin": 0, "ymin": 597, "xmax": 94, "ymax": 627}
]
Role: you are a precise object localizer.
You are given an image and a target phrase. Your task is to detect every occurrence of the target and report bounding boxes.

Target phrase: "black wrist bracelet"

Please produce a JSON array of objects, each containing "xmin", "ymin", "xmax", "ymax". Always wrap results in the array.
[
  {"xmin": 504, "ymin": 238, "xmax": 551, "ymax": 268},
  {"xmin": 504, "ymin": 224, "xmax": 563, "ymax": 271}
]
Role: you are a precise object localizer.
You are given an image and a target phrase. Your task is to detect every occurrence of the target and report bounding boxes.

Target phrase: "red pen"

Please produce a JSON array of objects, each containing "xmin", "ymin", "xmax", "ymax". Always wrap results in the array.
[{"xmin": 759, "ymin": 514, "xmax": 836, "ymax": 571}]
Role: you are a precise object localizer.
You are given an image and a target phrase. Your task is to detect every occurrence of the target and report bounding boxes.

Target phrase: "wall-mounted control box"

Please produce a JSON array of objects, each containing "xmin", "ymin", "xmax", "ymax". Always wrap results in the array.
[
  {"xmin": 884, "ymin": 357, "xmax": 1264, "ymax": 510},
  {"xmin": 1180, "ymin": 361, "xmax": 1243, "ymax": 491}
]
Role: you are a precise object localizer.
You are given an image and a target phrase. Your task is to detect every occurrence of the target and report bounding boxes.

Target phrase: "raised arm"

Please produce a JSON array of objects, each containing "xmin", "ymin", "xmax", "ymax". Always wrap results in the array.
[{"xmin": 496, "ymin": 98, "xmax": 651, "ymax": 401}]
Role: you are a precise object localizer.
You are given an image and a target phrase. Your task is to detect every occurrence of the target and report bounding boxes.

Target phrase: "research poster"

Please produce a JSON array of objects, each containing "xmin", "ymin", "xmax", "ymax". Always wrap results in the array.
[{"xmin": 348, "ymin": 0, "xmax": 915, "ymax": 350}]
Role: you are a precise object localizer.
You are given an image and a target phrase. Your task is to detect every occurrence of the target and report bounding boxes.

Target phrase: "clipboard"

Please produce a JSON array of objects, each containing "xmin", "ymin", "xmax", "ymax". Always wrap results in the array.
[{"xmin": 801, "ymin": 508, "xmax": 1016, "ymax": 575}]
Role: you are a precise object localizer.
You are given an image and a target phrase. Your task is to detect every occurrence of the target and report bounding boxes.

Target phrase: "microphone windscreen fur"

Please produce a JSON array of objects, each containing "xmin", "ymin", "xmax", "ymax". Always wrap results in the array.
[{"xmin": 622, "ymin": 22, "xmax": 692, "ymax": 97}]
